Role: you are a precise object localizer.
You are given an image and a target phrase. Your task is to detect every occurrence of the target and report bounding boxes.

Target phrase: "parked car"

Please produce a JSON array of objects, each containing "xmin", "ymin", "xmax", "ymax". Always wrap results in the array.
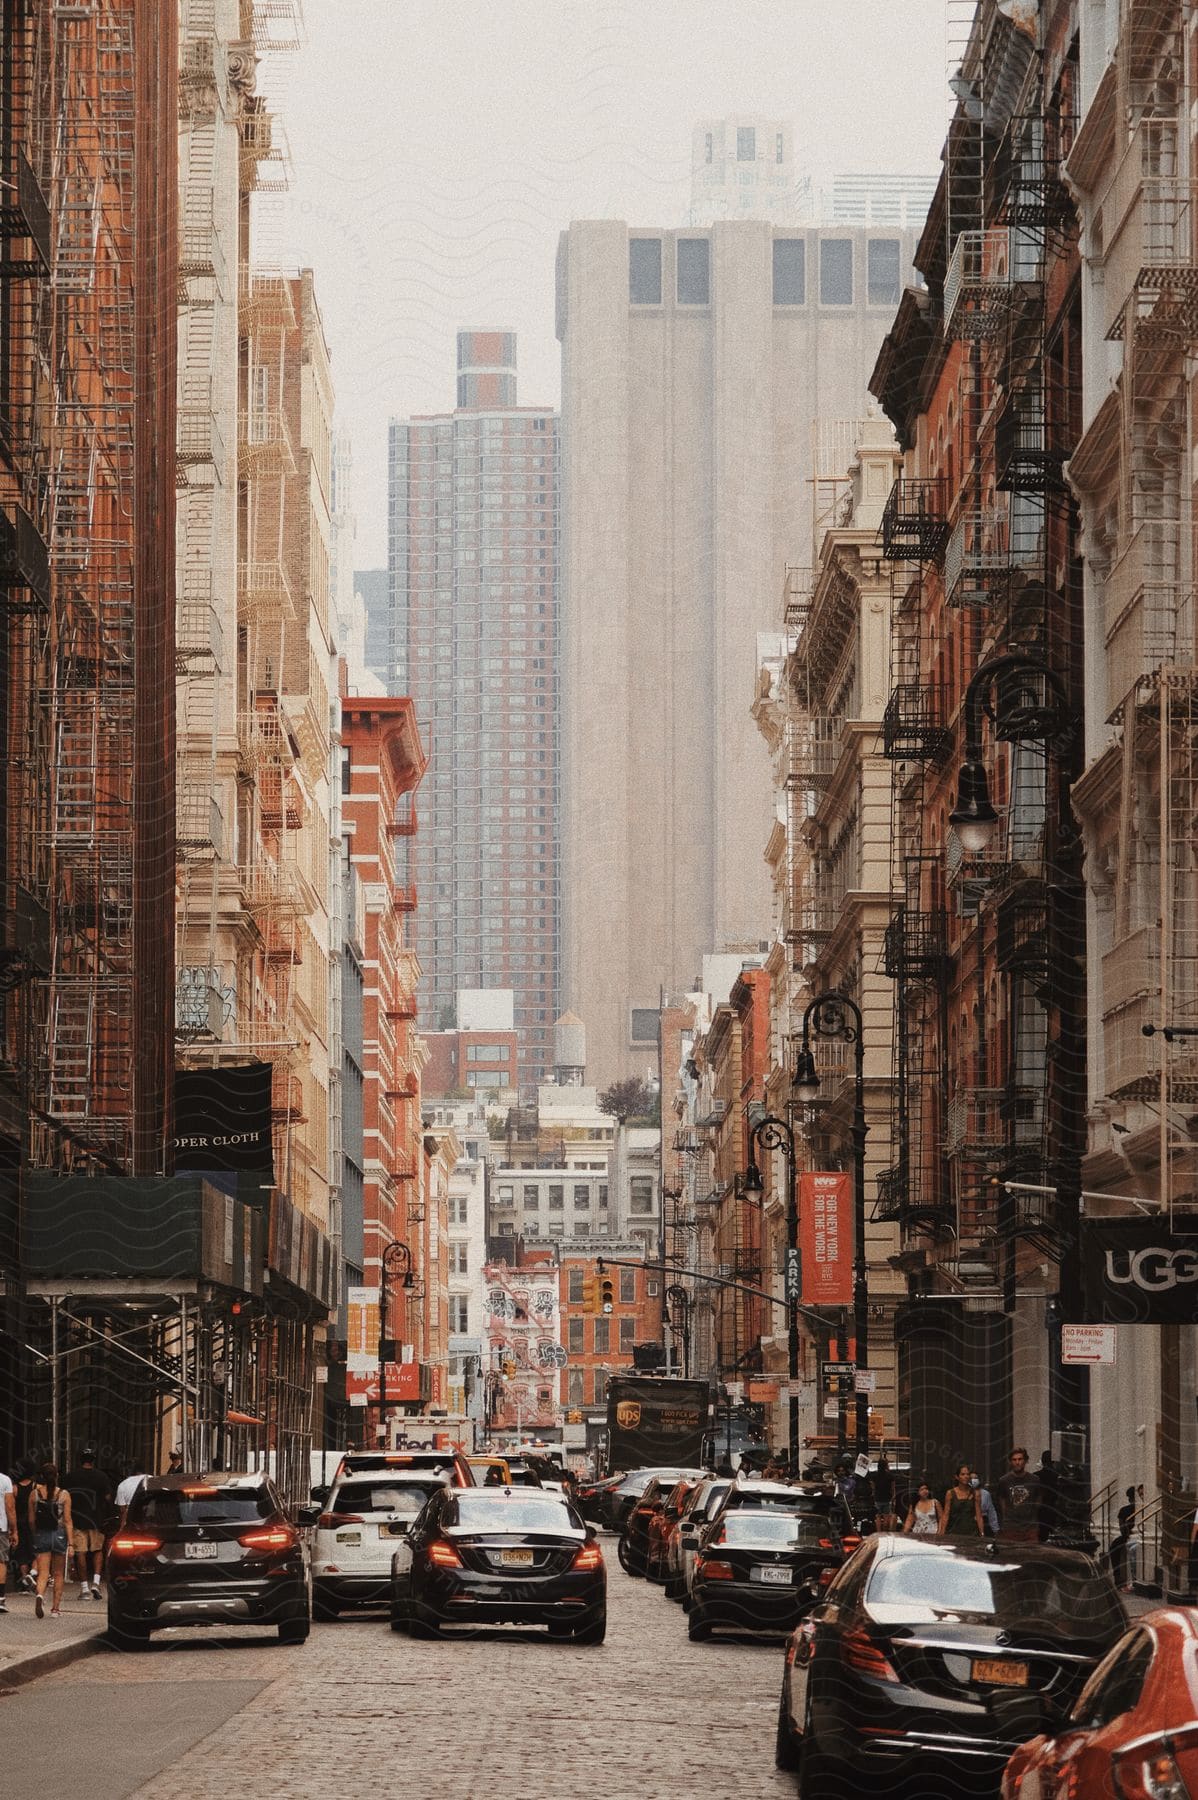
[
  {"xmin": 687, "ymin": 1506, "xmax": 846, "ymax": 1642},
  {"xmin": 604, "ymin": 1465, "xmax": 707, "ymax": 1532},
  {"xmin": 664, "ymin": 1475, "xmax": 733, "ymax": 1604},
  {"xmin": 308, "ymin": 1467, "xmax": 457, "ymax": 1616},
  {"xmin": 618, "ymin": 1476, "xmax": 673, "ymax": 1577},
  {"xmin": 714, "ymin": 1476, "xmax": 853, "ymax": 1534},
  {"xmin": 1001, "ymin": 1607, "xmax": 1198, "ymax": 1800},
  {"xmin": 466, "ymin": 1456, "xmax": 512, "ymax": 1488},
  {"xmin": 575, "ymin": 1474, "xmax": 622, "ymax": 1525},
  {"xmin": 776, "ymin": 1535, "xmax": 1127, "ymax": 1793},
  {"xmin": 106, "ymin": 1472, "xmax": 310, "ymax": 1648},
  {"xmin": 321, "ymin": 1448, "xmax": 475, "ymax": 1489},
  {"xmin": 390, "ymin": 1486, "xmax": 605, "ymax": 1642},
  {"xmin": 645, "ymin": 1477, "xmax": 700, "ymax": 1584}
]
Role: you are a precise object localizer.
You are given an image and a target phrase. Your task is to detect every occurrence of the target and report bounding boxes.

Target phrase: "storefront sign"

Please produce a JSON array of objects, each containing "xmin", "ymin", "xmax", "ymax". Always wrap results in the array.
[
  {"xmin": 800, "ymin": 1171, "xmax": 852, "ymax": 1307},
  {"xmin": 174, "ymin": 1063, "xmax": 274, "ymax": 1179},
  {"xmin": 1080, "ymin": 1219, "xmax": 1198, "ymax": 1325}
]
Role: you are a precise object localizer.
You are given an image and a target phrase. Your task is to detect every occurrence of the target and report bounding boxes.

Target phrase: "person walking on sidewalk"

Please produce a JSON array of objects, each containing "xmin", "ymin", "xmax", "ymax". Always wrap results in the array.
[
  {"xmin": 0, "ymin": 1463, "xmax": 15, "ymax": 1611},
  {"xmin": 29, "ymin": 1463, "xmax": 72, "ymax": 1618},
  {"xmin": 13, "ymin": 1460, "xmax": 36, "ymax": 1591},
  {"xmin": 996, "ymin": 1446, "xmax": 1041, "ymax": 1543},
  {"xmin": 65, "ymin": 1448, "xmax": 111, "ymax": 1601},
  {"xmin": 940, "ymin": 1463, "xmax": 984, "ymax": 1538}
]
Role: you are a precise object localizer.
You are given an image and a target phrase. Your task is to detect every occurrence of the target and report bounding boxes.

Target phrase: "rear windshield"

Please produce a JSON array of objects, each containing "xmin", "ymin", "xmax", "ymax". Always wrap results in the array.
[
  {"xmin": 730, "ymin": 1491, "xmax": 832, "ymax": 1514},
  {"xmin": 132, "ymin": 1487, "xmax": 271, "ymax": 1526},
  {"xmin": 717, "ymin": 1513, "xmax": 838, "ymax": 1548},
  {"xmin": 333, "ymin": 1482, "xmax": 435, "ymax": 1516},
  {"xmin": 504, "ymin": 1468, "xmax": 543, "ymax": 1487},
  {"xmin": 867, "ymin": 1554, "xmax": 1124, "ymax": 1635},
  {"xmin": 450, "ymin": 1495, "xmax": 578, "ymax": 1535}
]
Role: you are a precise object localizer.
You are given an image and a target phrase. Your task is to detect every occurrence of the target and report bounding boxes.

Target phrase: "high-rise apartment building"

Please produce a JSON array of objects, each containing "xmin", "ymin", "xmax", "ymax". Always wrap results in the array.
[
  {"xmin": 387, "ymin": 332, "xmax": 560, "ymax": 1088},
  {"xmin": 690, "ymin": 117, "xmax": 799, "ymax": 224},
  {"xmin": 556, "ymin": 219, "xmax": 921, "ymax": 1082}
]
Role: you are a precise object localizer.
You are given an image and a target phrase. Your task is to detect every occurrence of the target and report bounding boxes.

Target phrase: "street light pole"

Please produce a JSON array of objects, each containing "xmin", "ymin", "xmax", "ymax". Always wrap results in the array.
[
  {"xmin": 794, "ymin": 992, "xmax": 869, "ymax": 1461},
  {"xmin": 744, "ymin": 1114, "xmax": 799, "ymax": 1469},
  {"xmin": 665, "ymin": 1284, "xmax": 692, "ymax": 1378},
  {"xmin": 377, "ymin": 1240, "xmax": 413, "ymax": 1447}
]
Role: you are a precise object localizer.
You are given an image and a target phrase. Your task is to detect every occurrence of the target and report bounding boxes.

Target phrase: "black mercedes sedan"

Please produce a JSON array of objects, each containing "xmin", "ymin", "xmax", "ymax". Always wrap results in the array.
[
  {"xmin": 390, "ymin": 1487, "xmax": 606, "ymax": 1642},
  {"xmin": 686, "ymin": 1507, "xmax": 845, "ymax": 1641},
  {"xmin": 776, "ymin": 1535, "xmax": 1127, "ymax": 1795}
]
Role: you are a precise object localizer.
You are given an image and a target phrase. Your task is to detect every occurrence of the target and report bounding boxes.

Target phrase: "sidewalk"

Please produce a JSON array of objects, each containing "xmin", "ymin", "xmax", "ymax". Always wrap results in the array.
[{"xmin": 0, "ymin": 1585, "xmax": 109, "ymax": 1688}]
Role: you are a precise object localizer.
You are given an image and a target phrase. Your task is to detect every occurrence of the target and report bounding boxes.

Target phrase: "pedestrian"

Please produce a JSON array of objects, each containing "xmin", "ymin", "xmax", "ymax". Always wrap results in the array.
[
  {"xmin": 832, "ymin": 1459, "xmax": 856, "ymax": 1510},
  {"xmin": 715, "ymin": 1455, "xmax": 734, "ymax": 1478},
  {"xmin": 64, "ymin": 1447, "xmax": 111, "ymax": 1601},
  {"xmin": 1112, "ymin": 1486, "xmax": 1136, "ymax": 1591},
  {"xmin": 14, "ymin": 1459, "xmax": 36, "ymax": 1590},
  {"xmin": 167, "ymin": 1448, "xmax": 184, "ymax": 1475},
  {"xmin": 901, "ymin": 1479, "xmax": 941, "ymax": 1537},
  {"xmin": 0, "ymin": 1462, "xmax": 15, "ymax": 1610},
  {"xmin": 29, "ymin": 1462, "xmax": 72, "ymax": 1618},
  {"xmin": 940, "ymin": 1463, "xmax": 984, "ymax": 1538},
  {"xmin": 114, "ymin": 1465, "xmax": 150, "ymax": 1529},
  {"xmin": 874, "ymin": 1455, "xmax": 897, "ymax": 1532},
  {"xmin": 1037, "ymin": 1450, "xmax": 1059, "ymax": 1541},
  {"xmin": 996, "ymin": 1446, "xmax": 1041, "ymax": 1542},
  {"xmin": 762, "ymin": 1456, "xmax": 784, "ymax": 1481},
  {"xmin": 971, "ymin": 1470, "xmax": 1000, "ymax": 1536}
]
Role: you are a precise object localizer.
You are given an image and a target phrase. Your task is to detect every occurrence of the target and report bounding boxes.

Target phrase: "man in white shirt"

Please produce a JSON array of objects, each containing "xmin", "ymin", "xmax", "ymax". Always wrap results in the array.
[
  {"xmin": 115, "ymin": 1470, "xmax": 148, "ymax": 1529},
  {"xmin": 0, "ymin": 1469, "xmax": 15, "ymax": 1612}
]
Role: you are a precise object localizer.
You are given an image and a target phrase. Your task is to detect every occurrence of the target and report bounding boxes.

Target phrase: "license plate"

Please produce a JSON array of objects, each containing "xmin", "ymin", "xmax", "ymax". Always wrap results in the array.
[
  {"xmin": 184, "ymin": 1541, "xmax": 218, "ymax": 1560},
  {"xmin": 335, "ymin": 1531, "xmax": 361, "ymax": 1546},
  {"xmin": 379, "ymin": 1522, "xmax": 408, "ymax": 1539},
  {"xmin": 751, "ymin": 1566, "xmax": 793, "ymax": 1585},
  {"xmin": 972, "ymin": 1658, "xmax": 1028, "ymax": 1687},
  {"xmin": 499, "ymin": 1548, "xmax": 534, "ymax": 1567}
]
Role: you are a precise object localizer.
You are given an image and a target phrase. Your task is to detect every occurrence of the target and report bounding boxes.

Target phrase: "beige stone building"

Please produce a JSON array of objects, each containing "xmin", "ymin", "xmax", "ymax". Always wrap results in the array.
[{"xmin": 556, "ymin": 218, "xmax": 922, "ymax": 1086}]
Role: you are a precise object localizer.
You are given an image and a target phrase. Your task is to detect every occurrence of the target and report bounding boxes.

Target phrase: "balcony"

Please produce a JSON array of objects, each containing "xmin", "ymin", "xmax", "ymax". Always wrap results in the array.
[
  {"xmin": 944, "ymin": 509, "xmax": 1015, "ymax": 609},
  {"xmin": 392, "ymin": 885, "xmax": 417, "ymax": 913},
  {"xmin": 238, "ymin": 557, "xmax": 296, "ymax": 623},
  {"xmin": 258, "ymin": 767, "xmax": 303, "ymax": 833},
  {"xmin": 874, "ymin": 1164, "xmax": 905, "ymax": 1223},
  {"xmin": 177, "ymin": 406, "xmax": 226, "ymax": 484},
  {"xmin": 880, "ymin": 479, "xmax": 950, "ymax": 563},
  {"xmin": 176, "ymin": 785, "xmax": 224, "ymax": 861},
  {"xmin": 0, "ymin": 149, "xmax": 51, "ymax": 278},
  {"xmin": 995, "ymin": 393, "xmax": 1072, "ymax": 494},
  {"xmin": 176, "ymin": 598, "xmax": 224, "ymax": 675},
  {"xmin": 788, "ymin": 719, "xmax": 843, "ymax": 792},
  {"xmin": 943, "ymin": 228, "xmax": 1019, "ymax": 341},
  {"xmin": 994, "ymin": 881, "xmax": 1048, "ymax": 981},
  {"xmin": 882, "ymin": 684, "xmax": 950, "ymax": 762},
  {"xmin": 946, "ymin": 1086, "xmax": 1043, "ymax": 1160},
  {"xmin": 0, "ymin": 501, "xmax": 50, "ymax": 612},
  {"xmin": 883, "ymin": 908, "xmax": 950, "ymax": 983},
  {"xmin": 239, "ymin": 405, "xmax": 297, "ymax": 476},
  {"xmin": 1104, "ymin": 530, "xmax": 1188, "ymax": 719},
  {"xmin": 1102, "ymin": 122, "xmax": 1198, "ymax": 344}
]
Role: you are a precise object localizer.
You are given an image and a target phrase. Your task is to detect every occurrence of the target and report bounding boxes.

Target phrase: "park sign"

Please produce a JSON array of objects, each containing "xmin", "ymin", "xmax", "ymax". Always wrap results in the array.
[{"xmin": 1080, "ymin": 1218, "xmax": 1198, "ymax": 1325}]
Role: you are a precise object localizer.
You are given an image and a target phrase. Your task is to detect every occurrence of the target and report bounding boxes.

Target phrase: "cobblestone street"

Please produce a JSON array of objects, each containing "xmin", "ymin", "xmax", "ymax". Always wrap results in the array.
[{"xmin": 6, "ymin": 1557, "xmax": 796, "ymax": 1799}]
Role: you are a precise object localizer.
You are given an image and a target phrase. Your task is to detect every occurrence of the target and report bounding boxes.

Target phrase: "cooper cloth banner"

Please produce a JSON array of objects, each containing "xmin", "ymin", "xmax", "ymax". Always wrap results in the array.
[
  {"xmin": 174, "ymin": 1062, "xmax": 275, "ymax": 1179},
  {"xmin": 800, "ymin": 1171, "xmax": 852, "ymax": 1307},
  {"xmin": 1080, "ymin": 1217, "xmax": 1198, "ymax": 1325}
]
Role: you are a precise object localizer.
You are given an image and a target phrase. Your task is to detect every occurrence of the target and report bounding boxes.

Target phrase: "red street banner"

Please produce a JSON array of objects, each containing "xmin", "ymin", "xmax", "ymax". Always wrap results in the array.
[{"xmin": 799, "ymin": 1172, "xmax": 852, "ymax": 1307}]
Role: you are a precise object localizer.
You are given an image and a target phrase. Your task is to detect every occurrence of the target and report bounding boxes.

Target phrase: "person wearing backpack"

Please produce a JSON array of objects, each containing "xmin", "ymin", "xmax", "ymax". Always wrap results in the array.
[{"xmin": 29, "ymin": 1462, "xmax": 72, "ymax": 1618}]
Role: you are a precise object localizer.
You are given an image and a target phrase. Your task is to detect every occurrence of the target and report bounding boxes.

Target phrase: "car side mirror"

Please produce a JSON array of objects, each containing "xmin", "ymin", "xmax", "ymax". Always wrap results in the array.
[
  {"xmin": 310, "ymin": 1485, "xmax": 328, "ymax": 1503},
  {"xmin": 296, "ymin": 1504, "xmax": 321, "ymax": 1527},
  {"xmin": 585, "ymin": 1524, "xmax": 597, "ymax": 1541}
]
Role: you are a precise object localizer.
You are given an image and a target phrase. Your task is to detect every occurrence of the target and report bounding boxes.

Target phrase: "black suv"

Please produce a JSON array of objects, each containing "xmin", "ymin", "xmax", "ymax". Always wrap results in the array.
[{"xmin": 106, "ymin": 1472, "xmax": 310, "ymax": 1648}]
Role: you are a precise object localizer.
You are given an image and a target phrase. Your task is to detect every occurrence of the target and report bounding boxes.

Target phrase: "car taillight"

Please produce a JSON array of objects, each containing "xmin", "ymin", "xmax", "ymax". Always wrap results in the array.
[
  {"xmin": 317, "ymin": 1512, "xmax": 363, "ymax": 1530},
  {"xmin": 817, "ymin": 1567, "xmax": 837, "ymax": 1586},
  {"xmin": 840, "ymin": 1626, "xmax": 898, "ymax": 1683},
  {"xmin": 818, "ymin": 1536, "xmax": 835, "ymax": 1550},
  {"xmin": 842, "ymin": 1534, "xmax": 862, "ymax": 1553},
  {"xmin": 697, "ymin": 1558, "xmax": 734, "ymax": 1580},
  {"xmin": 109, "ymin": 1534, "xmax": 162, "ymax": 1555},
  {"xmin": 427, "ymin": 1539, "xmax": 462, "ymax": 1567},
  {"xmin": 571, "ymin": 1542, "xmax": 604, "ymax": 1571},
  {"xmin": 238, "ymin": 1524, "xmax": 298, "ymax": 1551},
  {"xmin": 1114, "ymin": 1742, "xmax": 1192, "ymax": 1800}
]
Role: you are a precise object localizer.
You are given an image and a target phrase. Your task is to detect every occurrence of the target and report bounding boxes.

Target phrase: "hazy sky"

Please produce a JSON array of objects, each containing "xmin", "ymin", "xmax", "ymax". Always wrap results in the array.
[{"xmin": 271, "ymin": 1, "xmax": 951, "ymax": 565}]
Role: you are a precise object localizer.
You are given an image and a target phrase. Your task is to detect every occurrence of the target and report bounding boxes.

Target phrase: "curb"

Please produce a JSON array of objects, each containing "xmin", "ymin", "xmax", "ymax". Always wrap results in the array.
[{"xmin": 0, "ymin": 1629, "xmax": 108, "ymax": 1691}]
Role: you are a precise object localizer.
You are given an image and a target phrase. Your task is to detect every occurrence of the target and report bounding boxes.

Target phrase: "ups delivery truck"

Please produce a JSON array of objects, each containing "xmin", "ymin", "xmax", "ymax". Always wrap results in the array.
[{"xmin": 604, "ymin": 1376, "xmax": 712, "ymax": 1474}]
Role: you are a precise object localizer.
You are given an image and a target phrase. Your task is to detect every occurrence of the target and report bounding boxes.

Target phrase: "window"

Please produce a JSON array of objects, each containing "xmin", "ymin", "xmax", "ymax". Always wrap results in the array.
[
  {"xmin": 868, "ymin": 238, "xmax": 901, "ymax": 307},
  {"xmin": 1074, "ymin": 1633, "xmax": 1154, "ymax": 1730},
  {"xmin": 593, "ymin": 1318, "xmax": 610, "ymax": 1354},
  {"xmin": 704, "ymin": 131, "xmax": 713, "ymax": 164},
  {"xmin": 567, "ymin": 1267, "xmax": 584, "ymax": 1304},
  {"xmin": 451, "ymin": 1243, "xmax": 468, "ymax": 1274},
  {"xmin": 567, "ymin": 1317, "xmax": 585, "ymax": 1353},
  {"xmin": 449, "ymin": 1295, "xmax": 469, "ymax": 1332},
  {"xmin": 676, "ymin": 238, "xmax": 710, "ymax": 305},
  {"xmin": 619, "ymin": 1317, "xmax": 636, "ymax": 1351},
  {"xmin": 737, "ymin": 125, "xmax": 756, "ymax": 161},
  {"xmin": 775, "ymin": 131, "xmax": 784, "ymax": 164},
  {"xmin": 630, "ymin": 1177, "xmax": 654, "ymax": 1214},
  {"xmin": 523, "ymin": 1184, "xmax": 539, "ymax": 1208},
  {"xmin": 630, "ymin": 1008, "xmax": 658, "ymax": 1045},
  {"xmin": 567, "ymin": 1368, "xmax": 585, "ymax": 1407},
  {"xmin": 619, "ymin": 1268, "xmax": 635, "ymax": 1304},
  {"xmin": 466, "ymin": 1043, "xmax": 509, "ymax": 1063},
  {"xmin": 573, "ymin": 1184, "xmax": 590, "ymax": 1208},
  {"xmin": 820, "ymin": 238, "xmax": 854, "ymax": 305},
  {"xmin": 773, "ymin": 237, "xmax": 805, "ymax": 305},
  {"xmin": 548, "ymin": 1185, "xmax": 564, "ymax": 1211},
  {"xmin": 598, "ymin": 1185, "xmax": 608, "ymax": 1208},
  {"xmin": 497, "ymin": 1185, "xmax": 514, "ymax": 1202},
  {"xmin": 629, "ymin": 238, "xmax": 662, "ymax": 305},
  {"xmin": 591, "ymin": 1369, "xmax": 608, "ymax": 1406}
]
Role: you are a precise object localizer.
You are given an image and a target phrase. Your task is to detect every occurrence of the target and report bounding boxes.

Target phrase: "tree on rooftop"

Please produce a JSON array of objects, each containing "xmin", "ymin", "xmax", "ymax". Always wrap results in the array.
[{"xmin": 598, "ymin": 1077, "xmax": 659, "ymax": 1126}]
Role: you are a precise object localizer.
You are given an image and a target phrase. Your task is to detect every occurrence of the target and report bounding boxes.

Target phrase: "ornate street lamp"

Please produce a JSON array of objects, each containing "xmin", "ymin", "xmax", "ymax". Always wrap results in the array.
[
  {"xmin": 377, "ymin": 1240, "xmax": 414, "ymax": 1443},
  {"xmin": 664, "ymin": 1283, "xmax": 692, "ymax": 1378},
  {"xmin": 743, "ymin": 1111, "xmax": 799, "ymax": 1467},
  {"xmin": 793, "ymin": 992, "xmax": 869, "ymax": 1460}
]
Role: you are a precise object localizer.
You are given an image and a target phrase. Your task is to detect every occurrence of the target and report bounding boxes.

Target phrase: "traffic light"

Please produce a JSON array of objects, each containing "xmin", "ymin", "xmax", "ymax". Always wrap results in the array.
[
  {"xmin": 580, "ymin": 1274, "xmax": 600, "ymax": 1315},
  {"xmin": 600, "ymin": 1276, "xmax": 615, "ymax": 1316}
]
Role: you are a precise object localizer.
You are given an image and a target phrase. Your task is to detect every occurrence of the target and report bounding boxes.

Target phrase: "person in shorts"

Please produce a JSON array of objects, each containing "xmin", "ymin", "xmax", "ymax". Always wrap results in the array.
[
  {"xmin": 65, "ymin": 1448, "xmax": 111, "ymax": 1600},
  {"xmin": 0, "ymin": 1464, "xmax": 15, "ymax": 1611},
  {"xmin": 29, "ymin": 1463, "xmax": 72, "ymax": 1618}
]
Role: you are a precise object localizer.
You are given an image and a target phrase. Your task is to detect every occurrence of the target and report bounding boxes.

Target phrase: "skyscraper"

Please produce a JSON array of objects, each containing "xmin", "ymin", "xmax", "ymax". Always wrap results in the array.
[
  {"xmin": 387, "ymin": 333, "xmax": 560, "ymax": 1086},
  {"xmin": 556, "ymin": 219, "xmax": 921, "ymax": 1083}
]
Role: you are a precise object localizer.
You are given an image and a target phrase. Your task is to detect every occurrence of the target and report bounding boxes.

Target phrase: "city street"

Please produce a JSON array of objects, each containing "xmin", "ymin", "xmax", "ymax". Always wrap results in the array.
[{"xmin": 4, "ymin": 1557, "xmax": 794, "ymax": 1798}]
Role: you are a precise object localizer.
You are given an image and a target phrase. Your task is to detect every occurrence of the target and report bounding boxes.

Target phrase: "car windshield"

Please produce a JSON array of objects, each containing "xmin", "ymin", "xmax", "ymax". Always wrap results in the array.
[
  {"xmin": 450, "ymin": 1495, "xmax": 578, "ymax": 1535},
  {"xmin": 732, "ymin": 1492, "xmax": 831, "ymax": 1513},
  {"xmin": 333, "ymin": 1482, "xmax": 433, "ymax": 1516},
  {"xmin": 132, "ymin": 1486, "xmax": 271, "ymax": 1526},
  {"xmin": 717, "ymin": 1513, "xmax": 826, "ymax": 1547},
  {"xmin": 867, "ymin": 1555, "xmax": 1124, "ymax": 1635}
]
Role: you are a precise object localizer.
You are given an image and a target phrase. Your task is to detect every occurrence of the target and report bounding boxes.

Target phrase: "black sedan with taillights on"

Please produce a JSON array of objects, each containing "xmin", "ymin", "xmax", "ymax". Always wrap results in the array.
[
  {"xmin": 389, "ymin": 1487, "xmax": 606, "ymax": 1643},
  {"xmin": 686, "ymin": 1507, "xmax": 846, "ymax": 1641},
  {"xmin": 106, "ymin": 1471, "xmax": 311, "ymax": 1648},
  {"xmin": 776, "ymin": 1535, "xmax": 1128, "ymax": 1795}
]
